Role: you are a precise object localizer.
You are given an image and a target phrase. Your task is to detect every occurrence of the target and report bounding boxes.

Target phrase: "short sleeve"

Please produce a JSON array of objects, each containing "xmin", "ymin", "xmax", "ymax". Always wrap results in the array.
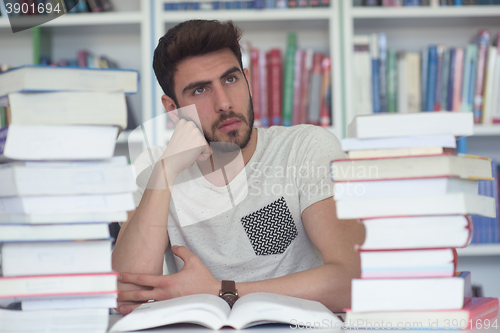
[{"xmin": 294, "ymin": 126, "xmax": 346, "ymax": 213}]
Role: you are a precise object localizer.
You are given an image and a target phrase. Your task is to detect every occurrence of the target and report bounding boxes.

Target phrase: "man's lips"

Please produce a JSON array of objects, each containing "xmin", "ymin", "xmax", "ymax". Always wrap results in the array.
[{"xmin": 218, "ymin": 119, "xmax": 241, "ymax": 131}]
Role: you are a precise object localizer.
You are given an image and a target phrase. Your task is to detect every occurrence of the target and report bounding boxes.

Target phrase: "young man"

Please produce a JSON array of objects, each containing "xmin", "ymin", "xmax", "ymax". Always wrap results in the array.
[{"xmin": 112, "ymin": 20, "xmax": 364, "ymax": 315}]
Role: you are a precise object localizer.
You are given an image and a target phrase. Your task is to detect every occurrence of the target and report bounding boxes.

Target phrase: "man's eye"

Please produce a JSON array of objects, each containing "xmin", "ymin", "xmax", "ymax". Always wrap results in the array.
[
  {"xmin": 194, "ymin": 87, "xmax": 205, "ymax": 95},
  {"xmin": 226, "ymin": 76, "xmax": 236, "ymax": 84}
]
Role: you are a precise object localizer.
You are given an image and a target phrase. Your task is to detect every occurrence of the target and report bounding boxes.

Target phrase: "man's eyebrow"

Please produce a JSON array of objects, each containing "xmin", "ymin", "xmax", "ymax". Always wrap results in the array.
[{"xmin": 181, "ymin": 66, "xmax": 242, "ymax": 96}]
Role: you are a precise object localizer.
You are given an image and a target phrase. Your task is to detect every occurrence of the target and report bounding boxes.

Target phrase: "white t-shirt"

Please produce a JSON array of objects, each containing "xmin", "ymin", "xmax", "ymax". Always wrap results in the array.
[{"xmin": 132, "ymin": 124, "xmax": 345, "ymax": 282}]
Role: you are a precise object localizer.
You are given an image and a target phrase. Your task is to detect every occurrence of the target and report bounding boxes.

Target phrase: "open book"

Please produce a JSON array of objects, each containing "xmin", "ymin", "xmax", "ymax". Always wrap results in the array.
[{"xmin": 109, "ymin": 293, "xmax": 342, "ymax": 331}]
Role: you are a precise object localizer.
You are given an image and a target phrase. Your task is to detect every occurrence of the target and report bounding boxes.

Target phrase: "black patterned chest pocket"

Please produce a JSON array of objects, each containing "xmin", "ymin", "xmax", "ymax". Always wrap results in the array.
[{"xmin": 240, "ymin": 197, "xmax": 298, "ymax": 256}]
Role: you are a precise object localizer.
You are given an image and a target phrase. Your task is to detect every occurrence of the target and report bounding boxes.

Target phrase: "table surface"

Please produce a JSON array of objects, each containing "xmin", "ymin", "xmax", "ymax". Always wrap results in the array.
[{"xmin": 107, "ymin": 314, "xmax": 500, "ymax": 332}]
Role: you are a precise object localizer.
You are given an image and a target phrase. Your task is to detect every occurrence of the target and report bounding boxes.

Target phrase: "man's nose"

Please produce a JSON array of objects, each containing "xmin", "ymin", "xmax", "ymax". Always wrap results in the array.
[{"xmin": 212, "ymin": 84, "xmax": 232, "ymax": 113}]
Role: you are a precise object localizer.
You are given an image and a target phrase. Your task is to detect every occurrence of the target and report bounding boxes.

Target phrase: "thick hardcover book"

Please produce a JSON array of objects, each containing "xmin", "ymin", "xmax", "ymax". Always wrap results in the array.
[
  {"xmin": 1, "ymin": 240, "xmax": 112, "ymax": 276},
  {"xmin": 345, "ymin": 297, "xmax": 499, "ymax": 329},
  {"xmin": 0, "ymin": 223, "xmax": 111, "ymax": 242},
  {"xmin": 346, "ymin": 111, "xmax": 473, "ymax": 139},
  {"xmin": 0, "ymin": 125, "xmax": 118, "ymax": 161},
  {"xmin": 351, "ymin": 272, "xmax": 472, "ymax": 312},
  {"xmin": 109, "ymin": 293, "xmax": 342, "ymax": 331},
  {"xmin": 0, "ymin": 65, "xmax": 139, "ymax": 96},
  {"xmin": 0, "ymin": 273, "xmax": 117, "ymax": 302},
  {"xmin": 360, "ymin": 248, "xmax": 455, "ymax": 279},
  {"xmin": 359, "ymin": 215, "xmax": 472, "ymax": 250},
  {"xmin": 341, "ymin": 133, "xmax": 456, "ymax": 151},
  {"xmin": 0, "ymin": 212, "xmax": 128, "ymax": 224}
]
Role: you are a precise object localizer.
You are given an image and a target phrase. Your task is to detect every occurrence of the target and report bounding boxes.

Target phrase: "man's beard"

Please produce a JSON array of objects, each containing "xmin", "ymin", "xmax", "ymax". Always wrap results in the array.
[{"xmin": 204, "ymin": 96, "xmax": 255, "ymax": 153}]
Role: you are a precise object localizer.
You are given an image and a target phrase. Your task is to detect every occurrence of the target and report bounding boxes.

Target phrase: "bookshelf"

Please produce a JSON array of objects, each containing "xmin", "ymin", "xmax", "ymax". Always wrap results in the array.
[{"xmin": 458, "ymin": 244, "xmax": 500, "ymax": 256}]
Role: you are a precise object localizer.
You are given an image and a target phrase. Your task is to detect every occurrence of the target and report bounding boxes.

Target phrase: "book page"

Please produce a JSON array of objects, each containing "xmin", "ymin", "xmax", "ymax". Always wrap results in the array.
[
  {"xmin": 228, "ymin": 292, "xmax": 342, "ymax": 329},
  {"xmin": 109, "ymin": 294, "xmax": 230, "ymax": 332}
]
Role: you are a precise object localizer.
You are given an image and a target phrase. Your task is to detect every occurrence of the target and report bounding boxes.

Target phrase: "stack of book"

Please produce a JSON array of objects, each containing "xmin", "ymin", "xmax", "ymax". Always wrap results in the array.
[
  {"xmin": 330, "ymin": 112, "xmax": 499, "ymax": 329},
  {"xmin": 0, "ymin": 65, "xmax": 138, "ymax": 332}
]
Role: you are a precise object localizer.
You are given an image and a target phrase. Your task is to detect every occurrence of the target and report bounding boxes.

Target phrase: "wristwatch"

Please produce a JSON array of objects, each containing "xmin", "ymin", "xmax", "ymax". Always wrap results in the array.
[{"xmin": 219, "ymin": 280, "xmax": 238, "ymax": 308}]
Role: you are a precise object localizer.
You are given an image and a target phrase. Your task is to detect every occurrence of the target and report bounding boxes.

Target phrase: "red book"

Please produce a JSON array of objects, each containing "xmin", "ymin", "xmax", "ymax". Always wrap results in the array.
[
  {"xmin": 266, "ymin": 49, "xmax": 282, "ymax": 127},
  {"xmin": 452, "ymin": 48, "xmax": 464, "ymax": 111},
  {"xmin": 250, "ymin": 48, "xmax": 261, "ymax": 128},
  {"xmin": 320, "ymin": 56, "xmax": 331, "ymax": 128},
  {"xmin": 344, "ymin": 297, "xmax": 499, "ymax": 330}
]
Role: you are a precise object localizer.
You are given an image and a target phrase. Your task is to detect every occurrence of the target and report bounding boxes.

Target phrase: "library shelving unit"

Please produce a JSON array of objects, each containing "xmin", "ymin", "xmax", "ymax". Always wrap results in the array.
[
  {"xmin": 458, "ymin": 244, "xmax": 500, "ymax": 257},
  {"xmin": 152, "ymin": 0, "xmax": 343, "ymax": 145}
]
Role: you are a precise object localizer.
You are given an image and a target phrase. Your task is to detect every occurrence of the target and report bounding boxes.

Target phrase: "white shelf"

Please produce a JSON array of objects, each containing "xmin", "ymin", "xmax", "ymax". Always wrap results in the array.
[
  {"xmin": 0, "ymin": 12, "xmax": 143, "ymax": 28},
  {"xmin": 457, "ymin": 244, "xmax": 500, "ymax": 257},
  {"xmin": 0, "ymin": 17, "xmax": 10, "ymax": 28},
  {"xmin": 473, "ymin": 125, "xmax": 500, "ymax": 136},
  {"xmin": 161, "ymin": 8, "xmax": 332, "ymax": 23},
  {"xmin": 352, "ymin": 6, "xmax": 500, "ymax": 18}
]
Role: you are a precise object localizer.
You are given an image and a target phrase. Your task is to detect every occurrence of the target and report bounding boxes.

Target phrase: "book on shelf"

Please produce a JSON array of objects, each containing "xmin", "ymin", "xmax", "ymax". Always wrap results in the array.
[
  {"xmin": 267, "ymin": 48, "xmax": 282, "ymax": 126},
  {"xmin": 0, "ymin": 65, "xmax": 139, "ymax": 97},
  {"xmin": 346, "ymin": 111, "xmax": 473, "ymax": 139},
  {"xmin": 386, "ymin": 49, "xmax": 398, "ymax": 113},
  {"xmin": 0, "ymin": 273, "xmax": 117, "ymax": 303},
  {"xmin": 331, "ymin": 154, "xmax": 493, "ymax": 182},
  {"xmin": 0, "ymin": 156, "xmax": 136, "ymax": 197},
  {"xmin": 282, "ymin": 33, "xmax": 297, "ymax": 127},
  {"xmin": 473, "ymin": 30, "xmax": 490, "ymax": 123},
  {"xmin": 0, "ymin": 192, "xmax": 135, "ymax": 215},
  {"xmin": 353, "ymin": 35, "xmax": 372, "ymax": 116},
  {"xmin": 319, "ymin": 56, "xmax": 331, "ymax": 127},
  {"xmin": 0, "ymin": 91, "xmax": 128, "ymax": 130},
  {"xmin": 0, "ymin": 212, "xmax": 128, "ymax": 224},
  {"xmin": 0, "ymin": 125, "xmax": 118, "ymax": 161},
  {"xmin": 336, "ymin": 192, "xmax": 496, "ymax": 219},
  {"xmin": 307, "ymin": 52, "xmax": 323, "ymax": 125},
  {"xmin": 370, "ymin": 34, "xmax": 381, "ymax": 114},
  {"xmin": 378, "ymin": 33, "xmax": 388, "ymax": 112},
  {"xmin": 359, "ymin": 215, "xmax": 472, "ymax": 250},
  {"xmin": 1, "ymin": 240, "xmax": 113, "ymax": 276},
  {"xmin": 344, "ymin": 297, "xmax": 499, "ymax": 330},
  {"xmin": 351, "ymin": 272, "xmax": 472, "ymax": 312},
  {"xmin": 109, "ymin": 293, "xmax": 342, "ymax": 331},
  {"xmin": 360, "ymin": 248, "xmax": 455, "ymax": 279},
  {"xmin": 0, "ymin": 223, "xmax": 111, "ymax": 242}
]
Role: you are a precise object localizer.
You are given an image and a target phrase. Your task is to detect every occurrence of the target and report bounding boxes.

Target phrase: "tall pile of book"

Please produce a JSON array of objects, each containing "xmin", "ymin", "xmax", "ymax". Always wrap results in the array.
[
  {"xmin": 0, "ymin": 65, "xmax": 138, "ymax": 332},
  {"xmin": 330, "ymin": 112, "xmax": 499, "ymax": 329}
]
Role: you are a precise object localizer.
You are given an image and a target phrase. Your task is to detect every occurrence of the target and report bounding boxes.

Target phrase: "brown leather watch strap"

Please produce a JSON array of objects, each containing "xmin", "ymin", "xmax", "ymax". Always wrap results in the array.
[{"xmin": 221, "ymin": 280, "xmax": 236, "ymax": 293}]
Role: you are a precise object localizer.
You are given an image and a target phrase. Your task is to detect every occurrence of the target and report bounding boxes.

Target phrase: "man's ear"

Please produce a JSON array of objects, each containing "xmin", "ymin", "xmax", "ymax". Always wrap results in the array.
[
  {"xmin": 243, "ymin": 68, "xmax": 252, "ymax": 97},
  {"xmin": 162, "ymin": 95, "xmax": 180, "ymax": 124}
]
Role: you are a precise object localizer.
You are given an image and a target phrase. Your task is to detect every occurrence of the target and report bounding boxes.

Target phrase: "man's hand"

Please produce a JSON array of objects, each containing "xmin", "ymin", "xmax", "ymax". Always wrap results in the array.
[{"xmin": 116, "ymin": 245, "xmax": 219, "ymax": 315}]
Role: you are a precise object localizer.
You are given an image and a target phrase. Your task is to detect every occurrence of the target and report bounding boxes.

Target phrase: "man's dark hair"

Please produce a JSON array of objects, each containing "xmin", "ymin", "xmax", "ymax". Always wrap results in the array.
[{"xmin": 153, "ymin": 20, "xmax": 243, "ymax": 108}]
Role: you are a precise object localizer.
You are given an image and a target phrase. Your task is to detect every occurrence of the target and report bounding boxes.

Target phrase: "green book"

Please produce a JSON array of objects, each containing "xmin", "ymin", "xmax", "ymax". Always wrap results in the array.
[
  {"xmin": 282, "ymin": 33, "xmax": 297, "ymax": 126},
  {"xmin": 461, "ymin": 44, "xmax": 478, "ymax": 113},
  {"xmin": 386, "ymin": 49, "xmax": 398, "ymax": 113}
]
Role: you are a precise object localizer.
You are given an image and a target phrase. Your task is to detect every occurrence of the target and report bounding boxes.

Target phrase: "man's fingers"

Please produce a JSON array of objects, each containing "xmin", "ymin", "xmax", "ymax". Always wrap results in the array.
[
  {"xmin": 117, "ymin": 289, "xmax": 156, "ymax": 302},
  {"xmin": 118, "ymin": 272, "xmax": 162, "ymax": 287},
  {"xmin": 117, "ymin": 302, "xmax": 143, "ymax": 316}
]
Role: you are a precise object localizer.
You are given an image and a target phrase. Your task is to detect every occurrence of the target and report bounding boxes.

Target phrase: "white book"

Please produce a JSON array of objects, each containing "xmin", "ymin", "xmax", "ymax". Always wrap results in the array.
[
  {"xmin": 397, "ymin": 52, "xmax": 408, "ymax": 113},
  {"xmin": 481, "ymin": 46, "xmax": 497, "ymax": 124},
  {"xmin": 360, "ymin": 215, "xmax": 470, "ymax": 250},
  {"xmin": 341, "ymin": 134, "xmax": 456, "ymax": 151},
  {"xmin": 406, "ymin": 52, "xmax": 421, "ymax": 113},
  {"xmin": 353, "ymin": 35, "xmax": 372, "ymax": 116},
  {"xmin": 0, "ymin": 65, "xmax": 138, "ymax": 96},
  {"xmin": 109, "ymin": 293, "xmax": 342, "ymax": 331},
  {"xmin": 334, "ymin": 177, "xmax": 478, "ymax": 200},
  {"xmin": 0, "ymin": 223, "xmax": 110, "ymax": 242},
  {"xmin": 351, "ymin": 272, "xmax": 471, "ymax": 312},
  {"xmin": 0, "ymin": 91, "xmax": 128, "ymax": 130},
  {"xmin": 0, "ymin": 193, "xmax": 135, "ymax": 214},
  {"xmin": 491, "ymin": 51, "xmax": 500, "ymax": 121},
  {"xmin": 346, "ymin": 112, "xmax": 473, "ymax": 139},
  {"xmin": 0, "ymin": 125, "xmax": 118, "ymax": 161},
  {"xmin": 0, "ymin": 308, "xmax": 109, "ymax": 333},
  {"xmin": 0, "ymin": 157, "xmax": 136, "ymax": 197},
  {"xmin": 21, "ymin": 295, "xmax": 117, "ymax": 311},
  {"xmin": 336, "ymin": 192, "xmax": 495, "ymax": 219},
  {"xmin": 0, "ymin": 212, "xmax": 127, "ymax": 224},
  {"xmin": 1, "ymin": 240, "xmax": 112, "ymax": 276}
]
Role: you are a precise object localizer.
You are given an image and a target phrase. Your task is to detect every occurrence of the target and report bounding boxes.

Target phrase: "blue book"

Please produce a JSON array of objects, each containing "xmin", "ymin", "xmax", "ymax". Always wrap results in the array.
[
  {"xmin": 425, "ymin": 45, "xmax": 438, "ymax": 112},
  {"xmin": 454, "ymin": 0, "xmax": 463, "ymax": 4},
  {"xmin": 254, "ymin": 0, "xmax": 264, "ymax": 8},
  {"xmin": 378, "ymin": 33, "xmax": 387, "ymax": 113},
  {"xmin": 404, "ymin": 0, "xmax": 420, "ymax": 5},
  {"xmin": 472, "ymin": 160, "xmax": 498, "ymax": 244},
  {"xmin": 371, "ymin": 58, "xmax": 381, "ymax": 113},
  {"xmin": 447, "ymin": 48, "xmax": 456, "ymax": 111},
  {"xmin": 421, "ymin": 48, "xmax": 428, "ymax": 111}
]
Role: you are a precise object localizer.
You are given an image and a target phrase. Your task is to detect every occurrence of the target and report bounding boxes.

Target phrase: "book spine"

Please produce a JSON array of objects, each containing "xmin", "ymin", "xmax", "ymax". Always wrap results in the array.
[
  {"xmin": 282, "ymin": 33, "xmax": 297, "ymax": 127},
  {"xmin": 320, "ymin": 56, "xmax": 331, "ymax": 127},
  {"xmin": 452, "ymin": 48, "xmax": 464, "ymax": 111},
  {"xmin": 386, "ymin": 49, "xmax": 398, "ymax": 113},
  {"xmin": 370, "ymin": 34, "xmax": 381, "ymax": 113},
  {"xmin": 259, "ymin": 50, "xmax": 269, "ymax": 127},
  {"xmin": 0, "ymin": 126, "xmax": 8, "ymax": 155},
  {"xmin": 473, "ymin": 30, "xmax": 491, "ymax": 124},
  {"xmin": 447, "ymin": 48, "xmax": 456, "ymax": 111},
  {"xmin": 397, "ymin": 52, "xmax": 408, "ymax": 113},
  {"xmin": 482, "ymin": 45, "xmax": 498, "ymax": 124},
  {"xmin": 299, "ymin": 49, "xmax": 314, "ymax": 125},
  {"xmin": 292, "ymin": 49, "xmax": 304, "ymax": 126},
  {"xmin": 440, "ymin": 49, "xmax": 451, "ymax": 111},
  {"xmin": 425, "ymin": 45, "xmax": 438, "ymax": 112},
  {"xmin": 404, "ymin": 0, "xmax": 420, "ymax": 5},
  {"xmin": 494, "ymin": 35, "xmax": 500, "ymax": 122},
  {"xmin": 378, "ymin": 33, "xmax": 388, "ymax": 113},
  {"xmin": 407, "ymin": 53, "xmax": 421, "ymax": 113},
  {"xmin": 421, "ymin": 47, "xmax": 428, "ymax": 111},
  {"xmin": 267, "ymin": 49, "xmax": 282, "ymax": 126},
  {"xmin": 307, "ymin": 53, "xmax": 323, "ymax": 125},
  {"xmin": 251, "ymin": 48, "xmax": 261, "ymax": 128},
  {"xmin": 434, "ymin": 45, "xmax": 445, "ymax": 111}
]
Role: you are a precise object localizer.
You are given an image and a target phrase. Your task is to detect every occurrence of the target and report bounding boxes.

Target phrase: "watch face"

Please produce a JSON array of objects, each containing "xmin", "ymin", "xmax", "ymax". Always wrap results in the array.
[{"xmin": 222, "ymin": 293, "xmax": 238, "ymax": 307}]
